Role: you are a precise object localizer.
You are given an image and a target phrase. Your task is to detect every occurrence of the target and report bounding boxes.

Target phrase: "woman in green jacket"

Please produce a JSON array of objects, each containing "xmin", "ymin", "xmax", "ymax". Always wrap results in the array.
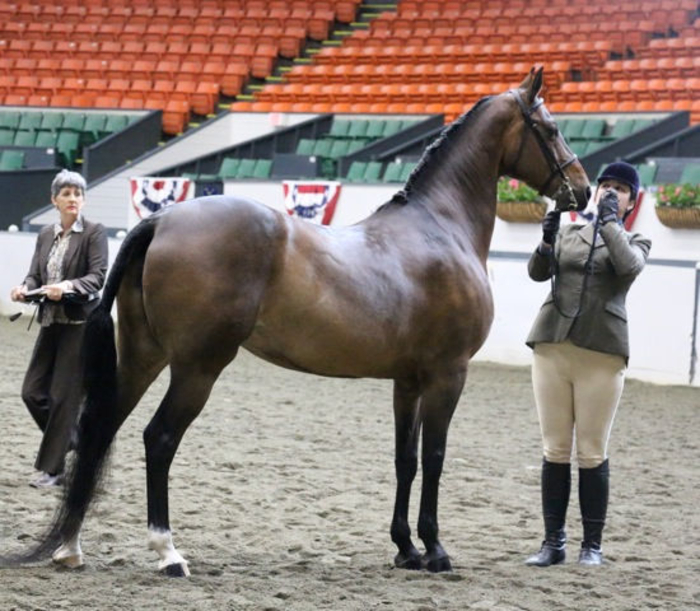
[{"xmin": 524, "ymin": 161, "xmax": 651, "ymax": 567}]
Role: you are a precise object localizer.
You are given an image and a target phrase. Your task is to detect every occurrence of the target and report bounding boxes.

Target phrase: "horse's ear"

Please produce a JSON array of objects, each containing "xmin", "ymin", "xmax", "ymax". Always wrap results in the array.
[
  {"xmin": 518, "ymin": 68, "xmax": 534, "ymax": 91},
  {"xmin": 519, "ymin": 67, "xmax": 544, "ymax": 104},
  {"xmin": 527, "ymin": 67, "xmax": 544, "ymax": 104}
]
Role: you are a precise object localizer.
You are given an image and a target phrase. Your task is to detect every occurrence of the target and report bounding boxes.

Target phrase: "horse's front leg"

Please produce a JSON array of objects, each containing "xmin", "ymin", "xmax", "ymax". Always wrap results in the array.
[
  {"xmin": 144, "ymin": 367, "xmax": 219, "ymax": 577},
  {"xmin": 390, "ymin": 378, "xmax": 422, "ymax": 569},
  {"xmin": 417, "ymin": 367, "xmax": 467, "ymax": 572}
]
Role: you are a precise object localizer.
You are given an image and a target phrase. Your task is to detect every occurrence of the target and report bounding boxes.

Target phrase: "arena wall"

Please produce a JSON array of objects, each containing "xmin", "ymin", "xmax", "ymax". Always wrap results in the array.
[{"xmin": 1, "ymin": 185, "xmax": 698, "ymax": 387}]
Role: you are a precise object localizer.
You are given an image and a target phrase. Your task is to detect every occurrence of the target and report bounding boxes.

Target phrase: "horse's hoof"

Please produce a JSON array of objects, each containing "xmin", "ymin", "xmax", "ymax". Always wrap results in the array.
[
  {"xmin": 52, "ymin": 551, "xmax": 84, "ymax": 569},
  {"xmin": 162, "ymin": 562, "xmax": 190, "ymax": 577},
  {"xmin": 394, "ymin": 550, "xmax": 422, "ymax": 571},
  {"xmin": 52, "ymin": 541, "xmax": 84, "ymax": 569},
  {"xmin": 422, "ymin": 552, "xmax": 452, "ymax": 573}
]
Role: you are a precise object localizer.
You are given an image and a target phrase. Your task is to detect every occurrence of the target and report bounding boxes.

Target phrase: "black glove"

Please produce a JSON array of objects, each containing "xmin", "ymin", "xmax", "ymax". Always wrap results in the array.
[
  {"xmin": 597, "ymin": 190, "xmax": 619, "ymax": 225},
  {"xmin": 541, "ymin": 210, "xmax": 561, "ymax": 245}
]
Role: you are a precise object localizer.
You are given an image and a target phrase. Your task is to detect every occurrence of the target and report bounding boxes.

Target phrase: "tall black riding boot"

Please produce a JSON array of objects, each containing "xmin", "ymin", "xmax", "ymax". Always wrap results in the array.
[
  {"xmin": 578, "ymin": 459, "xmax": 609, "ymax": 566},
  {"xmin": 525, "ymin": 459, "xmax": 571, "ymax": 567}
]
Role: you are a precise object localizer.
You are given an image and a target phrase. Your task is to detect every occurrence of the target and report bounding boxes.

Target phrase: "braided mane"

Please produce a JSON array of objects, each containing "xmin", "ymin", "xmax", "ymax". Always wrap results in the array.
[{"xmin": 389, "ymin": 96, "xmax": 493, "ymax": 205}]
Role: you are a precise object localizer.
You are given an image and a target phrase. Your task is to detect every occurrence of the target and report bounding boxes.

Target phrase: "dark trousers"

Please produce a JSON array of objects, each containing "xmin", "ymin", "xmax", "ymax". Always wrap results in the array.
[{"xmin": 21, "ymin": 323, "xmax": 85, "ymax": 474}]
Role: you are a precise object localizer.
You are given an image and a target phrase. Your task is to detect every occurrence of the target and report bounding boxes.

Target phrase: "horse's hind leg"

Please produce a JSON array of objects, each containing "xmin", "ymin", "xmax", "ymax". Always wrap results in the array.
[
  {"xmin": 417, "ymin": 367, "xmax": 467, "ymax": 572},
  {"xmin": 390, "ymin": 378, "xmax": 422, "ymax": 569},
  {"xmin": 143, "ymin": 360, "xmax": 228, "ymax": 577},
  {"xmin": 53, "ymin": 304, "xmax": 166, "ymax": 570}
]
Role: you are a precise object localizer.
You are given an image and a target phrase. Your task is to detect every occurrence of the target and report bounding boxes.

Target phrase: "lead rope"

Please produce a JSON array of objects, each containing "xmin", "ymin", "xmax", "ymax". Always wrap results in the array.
[
  {"xmin": 26, "ymin": 297, "xmax": 43, "ymax": 330},
  {"xmin": 549, "ymin": 215, "xmax": 600, "ymax": 320}
]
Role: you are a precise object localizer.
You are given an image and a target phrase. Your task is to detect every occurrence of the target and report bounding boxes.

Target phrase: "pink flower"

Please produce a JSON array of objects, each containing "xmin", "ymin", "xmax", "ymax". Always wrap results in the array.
[{"xmin": 508, "ymin": 179, "xmax": 518, "ymax": 189}]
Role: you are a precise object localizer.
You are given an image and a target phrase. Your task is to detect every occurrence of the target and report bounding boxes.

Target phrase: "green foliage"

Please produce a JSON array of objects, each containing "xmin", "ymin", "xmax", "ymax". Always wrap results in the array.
[
  {"xmin": 656, "ymin": 183, "xmax": 700, "ymax": 208},
  {"xmin": 497, "ymin": 177, "xmax": 541, "ymax": 203}
]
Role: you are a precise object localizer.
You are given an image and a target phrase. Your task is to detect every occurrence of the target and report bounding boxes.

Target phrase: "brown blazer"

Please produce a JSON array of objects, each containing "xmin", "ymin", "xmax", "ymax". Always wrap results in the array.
[
  {"xmin": 23, "ymin": 219, "xmax": 108, "ymax": 323},
  {"xmin": 526, "ymin": 221, "xmax": 651, "ymax": 360}
]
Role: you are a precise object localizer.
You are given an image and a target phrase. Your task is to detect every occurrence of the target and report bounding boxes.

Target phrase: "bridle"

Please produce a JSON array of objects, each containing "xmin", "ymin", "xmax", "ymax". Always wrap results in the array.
[
  {"xmin": 509, "ymin": 89, "xmax": 580, "ymax": 210},
  {"xmin": 509, "ymin": 89, "xmax": 597, "ymax": 319}
]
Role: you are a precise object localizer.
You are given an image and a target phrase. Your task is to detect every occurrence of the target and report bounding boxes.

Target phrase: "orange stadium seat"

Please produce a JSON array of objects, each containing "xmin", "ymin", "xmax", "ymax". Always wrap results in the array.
[
  {"xmin": 34, "ymin": 58, "xmax": 61, "ymax": 78},
  {"xmin": 221, "ymin": 63, "xmax": 249, "ymax": 97},
  {"xmin": 191, "ymin": 82, "xmax": 220, "ymax": 116},
  {"xmin": 121, "ymin": 41, "xmax": 146, "ymax": 62},
  {"xmin": 154, "ymin": 61, "xmax": 180, "ymax": 81},
  {"xmin": 36, "ymin": 77, "xmax": 62, "ymax": 97},
  {"xmin": 68, "ymin": 94, "xmax": 93, "ymax": 108},
  {"xmin": 143, "ymin": 42, "xmax": 168, "ymax": 62},
  {"xmin": 30, "ymin": 40, "xmax": 56, "ymax": 59},
  {"xmin": 94, "ymin": 94, "xmax": 121, "ymax": 108},
  {"xmin": 120, "ymin": 97, "xmax": 144, "ymax": 110},
  {"xmin": 11, "ymin": 58, "xmax": 38, "ymax": 77},
  {"xmin": 162, "ymin": 99, "xmax": 190, "ymax": 135},
  {"xmin": 127, "ymin": 79, "xmax": 153, "ymax": 101},
  {"xmin": 49, "ymin": 94, "xmax": 72, "ymax": 108}
]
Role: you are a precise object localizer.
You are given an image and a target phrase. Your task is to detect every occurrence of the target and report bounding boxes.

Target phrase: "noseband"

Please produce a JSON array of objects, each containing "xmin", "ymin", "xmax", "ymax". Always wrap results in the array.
[{"xmin": 509, "ymin": 89, "xmax": 579, "ymax": 210}]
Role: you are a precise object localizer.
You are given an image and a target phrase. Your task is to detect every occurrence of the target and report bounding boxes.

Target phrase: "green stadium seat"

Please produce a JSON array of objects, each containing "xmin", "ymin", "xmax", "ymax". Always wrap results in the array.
[
  {"xmin": 569, "ymin": 140, "xmax": 589, "ymax": 156},
  {"xmin": 365, "ymin": 120, "xmax": 387, "ymax": 139},
  {"xmin": 382, "ymin": 161, "xmax": 403, "ymax": 183},
  {"xmin": 362, "ymin": 161, "xmax": 383, "ymax": 183},
  {"xmin": 347, "ymin": 119, "xmax": 369, "ymax": 138},
  {"xmin": 0, "ymin": 150, "xmax": 25, "ymax": 171},
  {"xmin": 13, "ymin": 130, "xmax": 37, "ymax": 147},
  {"xmin": 0, "ymin": 128, "xmax": 15, "ymax": 146},
  {"xmin": 635, "ymin": 163, "xmax": 657, "ymax": 186},
  {"xmin": 345, "ymin": 161, "xmax": 367, "ymax": 182},
  {"xmin": 580, "ymin": 119, "xmax": 606, "ymax": 140},
  {"xmin": 0, "ymin": 112, "xmax": 21, "ymax": 129},
  {"xmin": 328, "ymin": 119, "xmax": 351, "ymax": 138},
  {"xmin": 56, "ymin": 130, "xmax": 81, "ymax": 167},
  {"xmin": 251, "ymin": 158, "xmax": 272, "ymax": 179},
  {"xmin": 631, "ymin": 118, "xmax": 655, "ymax": 132},
  {"xmin": 382, "ymin": 120, "xmax": 404, "ymax": 138},
  {"xmin": 585, "ymin": 140, "xmax": 607, "ymax": 154},
  {"xmin": 35, "ymin": 130, "xmax": 58, "ymax": 147},
  {"xmin": 328, "ymin": 139, "xmax": 351, "ymax": 159},
  {"xmin": 609, "ymin": 119, "xmax": 636, "ymax": 139},
  {"xmin": 399, "ymin": 120, "xmax": 419, "ymax": 131},
  {"xmin": 62, "ymin": 113, "xmax": 86, "ymax": 132},
  {"xmin": 312, "ymin": 139, "xmax": 333, "ymax": 158},
  {"xmin": 104, "ymin": 114, "xmax": 129, "ymax": 133},
  {"xmin": 40, "ymin": 112, "xmax": 64, "ymax": 131},
  {"xmin": 556, "ymin": 119, "xmax": 569, "ymax": 134},
  {"xmin": 346, "ymin": 140, "xmax": 367, "ymax": 155},
  {"xmin": 679, "ymin": 163, "xmax": 700, "ymax": 185},
  {"xmin": 218, "ymin": 157, "xmax": 240, "ymax": 178},
  {"xmin": 236, "ymin": 158, "xmax": 257, "ymax": 179},
  {"xmin": 18, "ymin": 112, "xmax": 43, "ymax": 131},
  {"xmin": 82, "ymin": 113, "xmax": 108, "ymax": 144},
  {"xmin": 296, "ymin": 138, "xmax": 315, "ymax": 156},
  {"xmin": 562, "ymin": 119, "xmax": 586, "ymax": 140}
]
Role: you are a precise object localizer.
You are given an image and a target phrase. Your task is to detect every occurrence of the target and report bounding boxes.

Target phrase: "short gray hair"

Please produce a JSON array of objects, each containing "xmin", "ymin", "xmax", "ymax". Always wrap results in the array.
[{"xmin": 51, "ymin": 169, "xmax": 87, "ymax": 198}]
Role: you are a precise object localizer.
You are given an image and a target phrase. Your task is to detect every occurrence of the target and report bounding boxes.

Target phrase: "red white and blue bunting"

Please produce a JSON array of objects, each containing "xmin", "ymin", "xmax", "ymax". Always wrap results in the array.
[
  {"xmin": 129, "ymin": 177, "xmax": 192, "ymax": 228},
  {"xmin": 282, "ymin": 180, "xmax": 341, "ymax": 225}
]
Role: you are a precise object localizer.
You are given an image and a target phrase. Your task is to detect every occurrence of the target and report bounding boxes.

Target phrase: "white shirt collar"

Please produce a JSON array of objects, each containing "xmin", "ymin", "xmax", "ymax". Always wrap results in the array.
[{"xmin": 53, "ymin": 215, "xmax": 84, "ymax": 237}]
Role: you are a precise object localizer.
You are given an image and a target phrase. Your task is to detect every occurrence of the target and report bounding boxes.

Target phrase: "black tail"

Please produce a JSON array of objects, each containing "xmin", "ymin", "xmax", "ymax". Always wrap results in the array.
[{"xmin": 1, "ymin": 217, "xmax": 158, "ymax": 567}]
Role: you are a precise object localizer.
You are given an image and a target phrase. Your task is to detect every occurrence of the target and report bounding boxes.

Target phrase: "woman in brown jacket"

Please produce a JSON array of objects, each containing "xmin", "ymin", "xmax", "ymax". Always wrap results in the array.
[
  {"xmin": 524, "ymin": 162, "xmax": 651, "ymax": 566},
  {"xmin": 10, "ymin": 169, "xmax": 108, "ymax": 488}
]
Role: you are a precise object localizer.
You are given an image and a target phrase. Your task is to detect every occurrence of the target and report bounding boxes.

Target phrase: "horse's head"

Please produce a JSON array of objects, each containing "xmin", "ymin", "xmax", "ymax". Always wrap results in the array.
[{"xmin": 500, "ymin": 67, "xmax": 591, "ymax": 212}]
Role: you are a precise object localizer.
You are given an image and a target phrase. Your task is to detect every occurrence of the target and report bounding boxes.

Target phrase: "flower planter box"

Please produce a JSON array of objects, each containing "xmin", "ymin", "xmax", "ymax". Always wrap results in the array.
[
  {"xmin": 496, "ymin": 200, "xmax": 547, "ymax": 223},
  {"xmin": 655, "ymin": 206, "xmax": 700, "ymax": 229}
]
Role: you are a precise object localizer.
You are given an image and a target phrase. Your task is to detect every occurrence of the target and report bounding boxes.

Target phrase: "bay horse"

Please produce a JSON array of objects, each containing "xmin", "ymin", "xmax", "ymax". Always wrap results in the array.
[{"xmin": 3, "ymin": 69, "xmax": 590, "ymax": 576}]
